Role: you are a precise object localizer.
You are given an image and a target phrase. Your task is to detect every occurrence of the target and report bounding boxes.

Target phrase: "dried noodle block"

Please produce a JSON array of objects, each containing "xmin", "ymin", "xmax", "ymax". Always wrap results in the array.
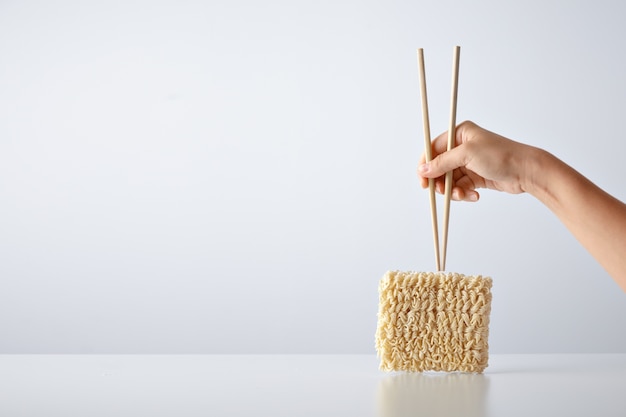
[{"xmin": 375, "ymin": 271, "xmax": 492, "ymax": 373}]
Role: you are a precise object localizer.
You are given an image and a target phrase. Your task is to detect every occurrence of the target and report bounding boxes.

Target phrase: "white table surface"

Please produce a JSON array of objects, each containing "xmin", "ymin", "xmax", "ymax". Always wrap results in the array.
[{"xmin": 1, "ymin": 354, "xmax": 625, "ymax": 416}]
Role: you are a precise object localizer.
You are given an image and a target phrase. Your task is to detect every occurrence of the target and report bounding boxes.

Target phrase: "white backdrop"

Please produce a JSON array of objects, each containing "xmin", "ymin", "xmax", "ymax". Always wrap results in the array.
[{"xmin": 1, "ymin": 0, "xmax": 625, "ymax": 353}]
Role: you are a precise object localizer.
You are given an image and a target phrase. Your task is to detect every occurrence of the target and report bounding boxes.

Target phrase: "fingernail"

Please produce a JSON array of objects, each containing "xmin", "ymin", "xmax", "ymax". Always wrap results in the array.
[
  {"xmin": 418, "ymin": 163, "xmax": 430, "ymax": 173},
  {"xmin": 469, "ymin": 193, "xmax": 478, "ymax": 202}
]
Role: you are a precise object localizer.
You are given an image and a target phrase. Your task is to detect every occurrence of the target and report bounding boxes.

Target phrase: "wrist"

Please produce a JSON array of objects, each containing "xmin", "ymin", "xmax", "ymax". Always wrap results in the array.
[
  {"xmin": 521, "ymin": 147, "xmax": 556, "ymax": 198},
  {"xmin": 522, "ymin": 148, "xmax": 566, "ymax": 205}
]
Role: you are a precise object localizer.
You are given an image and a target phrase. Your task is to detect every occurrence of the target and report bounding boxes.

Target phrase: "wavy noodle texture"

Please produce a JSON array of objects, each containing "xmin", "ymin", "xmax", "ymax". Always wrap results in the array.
[{"xmin": 375, "ymin": 271, "xmax": 492, "ymax": 373}]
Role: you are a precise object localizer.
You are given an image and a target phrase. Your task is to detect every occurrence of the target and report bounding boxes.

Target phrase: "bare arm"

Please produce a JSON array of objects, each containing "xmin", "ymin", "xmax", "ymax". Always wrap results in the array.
[
  {"xmin": 526, "ymin": 150, "xmax": 626, "ymax": 291},
  {"xmin": 419, "ymin": 121, "xmax": 626, "ymax": 291}
]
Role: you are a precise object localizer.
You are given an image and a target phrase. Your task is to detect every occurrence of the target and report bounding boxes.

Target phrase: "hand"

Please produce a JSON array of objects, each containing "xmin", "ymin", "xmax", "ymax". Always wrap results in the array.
[
  {"xmin": 418, "ymin": 121, "xmax": 626, "ymax": 291},
  {"xmin": 417, "ymin": 121, "xmax": 539, "ymax": 201}
]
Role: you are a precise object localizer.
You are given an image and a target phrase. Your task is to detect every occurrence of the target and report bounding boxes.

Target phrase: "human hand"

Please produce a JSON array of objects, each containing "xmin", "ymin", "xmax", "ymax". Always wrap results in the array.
[{"xmin": 418, "ymin": 121, "xmax": 540, "ymax": 201}]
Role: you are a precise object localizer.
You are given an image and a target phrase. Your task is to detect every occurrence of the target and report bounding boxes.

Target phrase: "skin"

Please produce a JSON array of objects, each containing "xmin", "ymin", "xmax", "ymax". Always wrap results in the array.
[{"xmin": 418, "ymin": 121, "xmax": 626, "ymax": 291}]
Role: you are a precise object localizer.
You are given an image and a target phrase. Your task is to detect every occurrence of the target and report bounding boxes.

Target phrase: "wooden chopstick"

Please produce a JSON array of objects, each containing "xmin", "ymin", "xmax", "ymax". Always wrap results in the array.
[
  {"xmin": 441, "ymin": 46, "xmax": 460, "ymax": 271},
  {"xmin": 417, "ymin": 48, "xmax": 441, "ymax": 272}
]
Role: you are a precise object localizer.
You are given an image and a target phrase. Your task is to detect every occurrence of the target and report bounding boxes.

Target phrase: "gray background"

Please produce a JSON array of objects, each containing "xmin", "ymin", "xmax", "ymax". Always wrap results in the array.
[{"xmin": 1, "ymin": 0, "xmax": 625, "ymax": 354}]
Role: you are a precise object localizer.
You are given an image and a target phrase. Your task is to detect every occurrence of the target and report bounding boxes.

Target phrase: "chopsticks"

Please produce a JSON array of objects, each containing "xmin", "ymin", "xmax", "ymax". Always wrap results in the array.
[
  {"xmin": 417, "ymin": 49, "xmax": 441, "ymax": 272},
  {"xmin": 417, "ymin": 46, "xmax": 460, "ymax": 272}
]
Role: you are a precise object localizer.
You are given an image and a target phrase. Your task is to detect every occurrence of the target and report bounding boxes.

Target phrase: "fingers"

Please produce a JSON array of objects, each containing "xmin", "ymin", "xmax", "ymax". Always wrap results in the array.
[
  {"xmin": 454, "ymin": 187, "xmax": 479, "ymax": 202},
  {"xmin": 417, "ymin": 121, "xmax": 480, "ymax": 190},
  {"xmin": 418, "ymin": 174, "xmax": 479, "ymax": 202},
  {"xmin": 429, "ymin": 120, "xmax": 475, "ymax": 157},
  {"xmin": 448, "ymin": 185, "xmax": 479, "ymax": 202},
  {"xmin": 455, "ymin": 175, "xmax": 475, "ymax": 191},
  {"xmin": 429, "ymin": 129, "xmax": 451, "ymax": 156},
  {"xmin": 418, "ymin": 121, "xmax": 476, "ymax": 178},
  {"xmin": 418, "ymin": 145, "xmax": 470, "ymax": 179}
]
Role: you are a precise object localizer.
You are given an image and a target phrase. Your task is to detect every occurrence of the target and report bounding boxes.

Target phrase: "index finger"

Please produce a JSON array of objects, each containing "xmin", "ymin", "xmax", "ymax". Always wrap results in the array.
[
  {"xmin": 418, "ymin": 129, "xmax": 448, "ymax": 166},
  {"xmin": 427, "ymin": 120, "xmax": 477, "ymax": 158}
]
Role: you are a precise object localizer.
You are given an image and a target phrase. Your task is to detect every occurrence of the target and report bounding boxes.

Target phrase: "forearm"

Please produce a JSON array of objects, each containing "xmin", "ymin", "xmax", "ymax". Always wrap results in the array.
[{"xmin": 525, "ymin": 149, "xmax": 626, "ymax": 291}]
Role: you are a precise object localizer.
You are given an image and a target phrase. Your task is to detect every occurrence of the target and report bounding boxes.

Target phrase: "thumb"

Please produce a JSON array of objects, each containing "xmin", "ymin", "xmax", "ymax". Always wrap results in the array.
[{"xmin": 418, "ymin": 145, "xmax": 469, "ymax": 178}]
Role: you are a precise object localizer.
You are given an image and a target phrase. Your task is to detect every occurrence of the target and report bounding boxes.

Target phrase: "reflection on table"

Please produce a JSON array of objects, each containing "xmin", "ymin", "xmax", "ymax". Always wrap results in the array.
[{"xmin": 378, "ymin": 372, "xmax": 488, "ymax": 417}]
